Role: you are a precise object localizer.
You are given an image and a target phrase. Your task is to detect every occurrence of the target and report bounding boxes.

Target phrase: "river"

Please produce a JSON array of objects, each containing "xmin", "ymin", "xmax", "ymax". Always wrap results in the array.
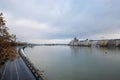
[{"xmin": 24, "ymin": 46, "xmax": 120, "ymax": 80}]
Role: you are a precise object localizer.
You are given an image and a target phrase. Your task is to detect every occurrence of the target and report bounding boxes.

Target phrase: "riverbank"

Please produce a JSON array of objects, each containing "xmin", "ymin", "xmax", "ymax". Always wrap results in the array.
[
  {"xmin": 69, "ymin": 37, "xmax": 120, "ymax": 47},
  {"xmin": 0, "ymin": 47, "xmax": 46, "ymax": 80},
  {"xmin": 19, "ymin": 48, "xmax": 46, "ymax": 80}
]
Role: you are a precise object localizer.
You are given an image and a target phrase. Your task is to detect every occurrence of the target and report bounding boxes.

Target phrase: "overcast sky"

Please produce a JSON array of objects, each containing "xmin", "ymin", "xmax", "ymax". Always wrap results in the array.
[{"xmin": 1, "ymin": 0, "xmax": 120, "ymax": 43}]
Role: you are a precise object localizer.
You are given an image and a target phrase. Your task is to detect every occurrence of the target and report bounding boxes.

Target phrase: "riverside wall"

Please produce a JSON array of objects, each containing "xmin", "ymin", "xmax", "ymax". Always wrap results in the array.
[{"xmin": 19, "ymin": 48, "xmax": 46, "ymax": 80}]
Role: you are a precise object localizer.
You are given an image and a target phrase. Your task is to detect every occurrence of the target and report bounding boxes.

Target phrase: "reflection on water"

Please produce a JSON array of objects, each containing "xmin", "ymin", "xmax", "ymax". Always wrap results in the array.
[{"xmin": 25, "ymin": 46, "xmax": 120, "ymax": 80}]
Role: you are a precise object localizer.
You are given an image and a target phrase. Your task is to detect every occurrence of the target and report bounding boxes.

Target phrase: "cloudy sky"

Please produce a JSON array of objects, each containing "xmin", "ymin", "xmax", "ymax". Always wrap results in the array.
[{"xmin": 1, "ymin": 0, "xmax": 120, "ymax": 43}]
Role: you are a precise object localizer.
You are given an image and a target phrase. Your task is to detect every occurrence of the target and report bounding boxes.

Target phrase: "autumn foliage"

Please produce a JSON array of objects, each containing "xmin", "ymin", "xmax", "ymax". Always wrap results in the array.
[{"xmin": 0, "ymin": 13, "xmax": 17, "ymax": 67}]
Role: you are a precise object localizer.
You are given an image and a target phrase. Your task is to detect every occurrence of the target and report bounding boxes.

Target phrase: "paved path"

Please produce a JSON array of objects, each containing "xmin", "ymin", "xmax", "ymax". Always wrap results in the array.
[{"xmin": 0, "ymin": 56, "xmax": 36, "ymax": 80}]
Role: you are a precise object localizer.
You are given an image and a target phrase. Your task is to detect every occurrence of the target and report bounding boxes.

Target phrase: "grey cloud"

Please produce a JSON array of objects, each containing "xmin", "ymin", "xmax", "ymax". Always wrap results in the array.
[{"xmin": 1, "ymin": 0, "xmax": 120, "ymax": 43}]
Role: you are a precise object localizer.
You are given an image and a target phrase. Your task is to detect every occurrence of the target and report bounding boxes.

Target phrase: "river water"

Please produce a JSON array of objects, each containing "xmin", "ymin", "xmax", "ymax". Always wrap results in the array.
[{"xmin": 24, "ymin": 46, "xmax": 120, "ymax": 80}]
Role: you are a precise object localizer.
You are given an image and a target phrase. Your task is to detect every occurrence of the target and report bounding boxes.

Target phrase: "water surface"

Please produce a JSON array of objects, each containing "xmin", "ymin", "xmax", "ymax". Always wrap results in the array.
[{"xmin": 24, "ymin": 46, "xmax": 120, "ymax": 80}]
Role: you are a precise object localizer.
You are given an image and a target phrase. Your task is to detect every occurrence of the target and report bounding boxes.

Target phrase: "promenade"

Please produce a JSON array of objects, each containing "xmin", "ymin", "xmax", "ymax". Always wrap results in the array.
[{"xmin": 0, "ymin": 55, "xmax": 36, "ymax": 80}]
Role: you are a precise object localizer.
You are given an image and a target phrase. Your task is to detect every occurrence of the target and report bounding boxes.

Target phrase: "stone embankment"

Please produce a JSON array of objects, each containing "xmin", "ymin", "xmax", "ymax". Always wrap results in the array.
[{"xmin": 19, "ymin": 48, "xmax": 46, "ymax": 80}]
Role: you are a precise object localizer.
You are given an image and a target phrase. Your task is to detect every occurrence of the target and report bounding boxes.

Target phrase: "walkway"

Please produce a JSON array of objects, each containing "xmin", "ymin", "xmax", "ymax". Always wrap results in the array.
[{"xmin": 0, "ymin": 56, "xmax": 37, "ymax": 80}]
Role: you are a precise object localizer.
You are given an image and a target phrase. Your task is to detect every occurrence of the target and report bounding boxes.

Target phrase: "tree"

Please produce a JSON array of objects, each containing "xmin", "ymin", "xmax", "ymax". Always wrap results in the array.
[{"xmin": 0, "ymin": 13, "xmax": 17, "ymax": 67}]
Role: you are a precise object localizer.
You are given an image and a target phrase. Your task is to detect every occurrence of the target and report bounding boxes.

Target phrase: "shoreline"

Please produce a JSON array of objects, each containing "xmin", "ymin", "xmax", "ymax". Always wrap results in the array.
[{"xmin": 19, "ymin": 47, "xmax": 46, "ymax": 80}]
